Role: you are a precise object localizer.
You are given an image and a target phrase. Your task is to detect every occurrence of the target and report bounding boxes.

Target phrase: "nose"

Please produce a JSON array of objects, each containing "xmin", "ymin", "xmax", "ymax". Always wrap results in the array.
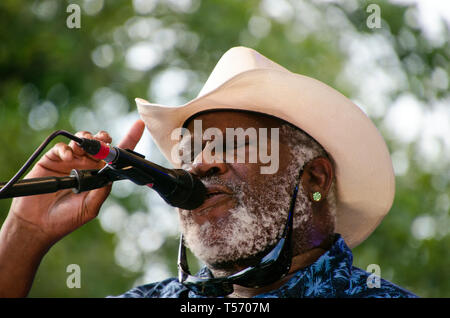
[{"xmin": 188, "ymin": 147, "xmax": 228, "ymax": 178}]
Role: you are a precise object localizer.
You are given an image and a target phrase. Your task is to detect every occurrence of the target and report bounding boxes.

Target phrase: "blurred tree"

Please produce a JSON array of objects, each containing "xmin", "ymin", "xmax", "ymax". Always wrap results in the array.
[{"xmin": 0, "ymin": 0, "xmax": 448, "ymax": 297}]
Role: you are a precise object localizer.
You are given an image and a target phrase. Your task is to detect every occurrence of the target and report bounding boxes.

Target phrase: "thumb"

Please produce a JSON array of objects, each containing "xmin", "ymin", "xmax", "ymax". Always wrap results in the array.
[{"xmin": 117, "ymin": 119, "xmax": 146, "ymax": 150}]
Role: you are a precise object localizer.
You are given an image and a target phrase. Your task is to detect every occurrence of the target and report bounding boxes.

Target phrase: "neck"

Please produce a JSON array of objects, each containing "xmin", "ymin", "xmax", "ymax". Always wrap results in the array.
[{"xmin": 225, "ymin": 247, "xmax": 327, "ymax": 298}]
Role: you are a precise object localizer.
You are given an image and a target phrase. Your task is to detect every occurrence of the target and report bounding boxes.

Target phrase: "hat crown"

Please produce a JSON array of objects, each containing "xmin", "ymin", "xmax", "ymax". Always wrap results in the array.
[{"xmin": 198, "ymin": 46, "xmax": 289, "ymax": 97}]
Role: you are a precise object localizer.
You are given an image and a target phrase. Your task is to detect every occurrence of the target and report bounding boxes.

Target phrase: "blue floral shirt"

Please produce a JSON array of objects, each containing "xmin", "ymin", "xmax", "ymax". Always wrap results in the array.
[{"xmin": 111, "ymin": 234, "xmax": 417, "ymax": 298}]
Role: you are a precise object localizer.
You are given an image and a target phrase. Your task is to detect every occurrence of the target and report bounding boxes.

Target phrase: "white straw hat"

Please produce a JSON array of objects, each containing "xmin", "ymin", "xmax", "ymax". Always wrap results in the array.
[{"xmin": 135, "ymin": 46, "xmax": 395, "ymax": 248}]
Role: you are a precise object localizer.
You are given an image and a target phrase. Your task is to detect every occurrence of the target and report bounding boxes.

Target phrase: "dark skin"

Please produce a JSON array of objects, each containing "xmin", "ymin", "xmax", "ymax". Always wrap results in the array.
[
  {"xmin": 0, "ymin": 110, "xmax": 335, "ymax": 298},
  {"xmin": 182, "ymin": 110, "xmax": 335, "ymax": 297}
]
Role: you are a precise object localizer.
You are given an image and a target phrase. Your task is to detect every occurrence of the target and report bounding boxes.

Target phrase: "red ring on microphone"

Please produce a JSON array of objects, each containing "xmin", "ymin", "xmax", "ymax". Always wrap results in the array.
[{"xmin": 92, "ymin": 143, "xmax": 110, "ymax": 160}]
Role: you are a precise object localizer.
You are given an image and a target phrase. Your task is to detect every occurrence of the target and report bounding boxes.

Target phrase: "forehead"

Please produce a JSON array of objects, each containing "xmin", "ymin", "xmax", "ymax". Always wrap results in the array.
[{"xmin": 184, "ymin": 110, "xmax": 282, "ymax": 131}]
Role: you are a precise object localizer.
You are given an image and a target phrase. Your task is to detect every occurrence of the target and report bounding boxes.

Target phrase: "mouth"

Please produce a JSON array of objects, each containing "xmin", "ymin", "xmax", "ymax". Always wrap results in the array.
[
  {"xmin": 191, "ymin": 185, "xmax": 233, "ymax": 215},
  {"xmin": 205, "ymin": 191, "xmax": 224, "ymax": 199}
]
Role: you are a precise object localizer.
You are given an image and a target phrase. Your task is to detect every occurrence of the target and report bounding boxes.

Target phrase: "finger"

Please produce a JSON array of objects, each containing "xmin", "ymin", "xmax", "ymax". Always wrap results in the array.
[
  {"xmin": 69, "ymin": 131, "xmax": 94, "ymax": 156},
  {"xmin": 69, "ymin": 130, "xmax": 112, "ymax": 156},
  {"xmin": 38, "ymin": 139, "xmax": 105, "ymax": 174},
  {"xmin": 83, "ymin": 183, "xmax": 112, "ymax": 222},
  {"xmin": 46, "ymin": 142, "xmax": 74, "ymax": 162},
  {"xmin": 32, "ymin": 143, "xmax": 74, "ymax": 176},
  {"xmin": 38, "ymin": 152, "xmax": 104, "ymax": 176},
  {"xmin": 117, "ymin": 120, "xmax": 145, "ymax": 150},
  {"xmin": 93, "ymin": 131, "xmax": 112, "ymax": 144}
]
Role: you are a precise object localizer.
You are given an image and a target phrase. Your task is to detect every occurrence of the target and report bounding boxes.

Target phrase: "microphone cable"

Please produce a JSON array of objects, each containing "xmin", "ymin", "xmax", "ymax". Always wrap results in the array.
[{"xmin": 0, "ymin": 130, "xmax": 82, "ymax": 196}]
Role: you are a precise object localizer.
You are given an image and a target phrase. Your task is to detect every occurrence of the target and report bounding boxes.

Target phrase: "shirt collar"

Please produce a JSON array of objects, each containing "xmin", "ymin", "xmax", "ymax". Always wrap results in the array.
[
  {"xmin": 188, "ymin": 234, "xmax": 353, "ymax": 298},
  {"xmin": 260, "ymin": 233, "xmax": 352, "ymax": 297}
]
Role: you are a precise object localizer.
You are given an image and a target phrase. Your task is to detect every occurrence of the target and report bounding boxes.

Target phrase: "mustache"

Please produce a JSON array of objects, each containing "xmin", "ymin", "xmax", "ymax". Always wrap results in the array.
[
  {"xmin": 200, "ymin": 175, "xmax": 238, "ymax": 189},
  {"xmin": 200, "ymin": 176, "xmax": 247, "ymax": 199}
]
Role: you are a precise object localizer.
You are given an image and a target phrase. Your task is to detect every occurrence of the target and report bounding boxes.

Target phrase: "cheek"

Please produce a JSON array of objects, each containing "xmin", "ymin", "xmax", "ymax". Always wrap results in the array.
[
  {"xmin": 230, "ymin": 164, "xmax": 286, "ymax": 205},
  {"xmin": 228, "ymin": 163, "xmax": 263, "ymax": 190},
  {"xmin": 229, "ymin": 159, "xmax": 291, "ymax": 197},
  {"xmin": 277, "ymin": 142, "xmax": 294, "ymax": 171}
]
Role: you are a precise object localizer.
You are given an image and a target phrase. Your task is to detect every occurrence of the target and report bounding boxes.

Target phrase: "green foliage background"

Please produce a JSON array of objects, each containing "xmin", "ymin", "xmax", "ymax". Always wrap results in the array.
[{"xmin": 0, "ymin": 0, "xmax": 448, "ymax": 297}]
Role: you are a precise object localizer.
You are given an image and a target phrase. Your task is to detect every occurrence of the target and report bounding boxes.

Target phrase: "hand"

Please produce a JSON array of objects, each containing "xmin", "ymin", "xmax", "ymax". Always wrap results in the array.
[{"xmin": 7, "ymin": 119, "xmax": 146, "ymax": 247}]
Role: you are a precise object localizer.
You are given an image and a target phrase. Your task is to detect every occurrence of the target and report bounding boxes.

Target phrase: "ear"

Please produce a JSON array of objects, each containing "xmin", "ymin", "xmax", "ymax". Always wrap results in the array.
[{"xmin": 301, "ymin": 157, "xmax": 334, "ymax": 202}]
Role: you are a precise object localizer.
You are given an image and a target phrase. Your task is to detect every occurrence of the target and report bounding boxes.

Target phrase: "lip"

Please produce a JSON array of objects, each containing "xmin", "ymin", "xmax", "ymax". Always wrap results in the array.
[{"xmin": 191, "ymin": 184, "xmax": 233, "ymax": 215}]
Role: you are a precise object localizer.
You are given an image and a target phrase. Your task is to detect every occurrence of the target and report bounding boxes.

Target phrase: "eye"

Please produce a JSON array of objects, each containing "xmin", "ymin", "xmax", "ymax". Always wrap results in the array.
[
  {"xmin": 184, "ymin": 140, "xmax": 208, "ymax": 162},
  {"xmin": 236, "ymin": 138, "xmax": 255, "ymax": 150}
]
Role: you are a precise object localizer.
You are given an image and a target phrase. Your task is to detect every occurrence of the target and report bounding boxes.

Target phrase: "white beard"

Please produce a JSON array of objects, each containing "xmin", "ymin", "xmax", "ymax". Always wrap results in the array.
[{"xmin": 178, "ymin": 163, "xmax": 312, "ymax": 272}]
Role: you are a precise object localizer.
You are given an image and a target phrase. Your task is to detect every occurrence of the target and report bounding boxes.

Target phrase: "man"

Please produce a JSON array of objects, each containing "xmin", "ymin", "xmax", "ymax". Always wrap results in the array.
[{"xmin": 0, "ymin": 47, "xmax": 416, "ymax": 298}]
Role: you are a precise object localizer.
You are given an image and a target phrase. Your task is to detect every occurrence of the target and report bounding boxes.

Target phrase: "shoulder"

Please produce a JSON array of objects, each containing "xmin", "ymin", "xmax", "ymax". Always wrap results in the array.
[
  {"xmin": 107, "ymin": 277, "xmax": 187, "ymax": 298},
  {"xmin": 343, "ymin": 266, "xmax": 418, "ymax": 298}
]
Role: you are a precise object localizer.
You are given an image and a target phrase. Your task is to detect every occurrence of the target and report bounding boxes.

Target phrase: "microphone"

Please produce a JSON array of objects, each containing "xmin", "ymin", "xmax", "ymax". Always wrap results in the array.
[{"xmin": 78, "ymin": 138, "xmax": 206, "ymax": 210}]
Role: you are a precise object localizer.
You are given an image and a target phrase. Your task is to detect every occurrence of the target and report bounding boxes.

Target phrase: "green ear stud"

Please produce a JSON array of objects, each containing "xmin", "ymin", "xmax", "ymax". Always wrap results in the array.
[{"xmin": 312, "ymin": 191, "xmax": 322, "ymax": 202}]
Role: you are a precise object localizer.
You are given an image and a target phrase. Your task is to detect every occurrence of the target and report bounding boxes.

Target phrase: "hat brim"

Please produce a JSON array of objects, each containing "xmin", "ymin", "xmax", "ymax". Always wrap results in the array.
[{"xmin": 136, "ymin": 68, "xmax": 395, "ymax": 248}]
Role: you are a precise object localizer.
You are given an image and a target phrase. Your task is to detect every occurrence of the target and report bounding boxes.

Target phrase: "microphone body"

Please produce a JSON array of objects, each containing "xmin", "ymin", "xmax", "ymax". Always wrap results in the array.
[
  {"xmin": 79, "ymin": 138, "xmax": 206, "ymax": 210},
  {"xmin": 0, "ymin": 170, "xmax": 112, "ymax": 199}
]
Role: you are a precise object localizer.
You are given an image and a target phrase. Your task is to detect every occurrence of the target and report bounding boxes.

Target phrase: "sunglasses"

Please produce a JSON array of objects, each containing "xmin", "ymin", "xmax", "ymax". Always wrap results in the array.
[{"xmin": 177, "ymin": 170, "xmax": 302, "ymax": 297}]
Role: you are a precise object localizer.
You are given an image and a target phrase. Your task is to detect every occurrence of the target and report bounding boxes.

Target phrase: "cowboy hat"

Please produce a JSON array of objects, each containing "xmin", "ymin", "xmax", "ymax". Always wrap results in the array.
[{"xmin": 135, "ymin": 46, "xmax": 395, "ymax": 249}]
